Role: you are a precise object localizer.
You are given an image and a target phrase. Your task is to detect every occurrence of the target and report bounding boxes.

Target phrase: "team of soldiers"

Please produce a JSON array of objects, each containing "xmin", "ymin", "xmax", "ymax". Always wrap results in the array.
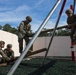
[
  {"xmin": 0, "ymin": 41, "xmax": 14, "ymax": 64},
  {"xmin": 0, "ymin": 9, "xmax": 76, "ymax": 64},
  {"xmin": 0, "ymin": 16, "xmax": 33, "ymax": 64}
]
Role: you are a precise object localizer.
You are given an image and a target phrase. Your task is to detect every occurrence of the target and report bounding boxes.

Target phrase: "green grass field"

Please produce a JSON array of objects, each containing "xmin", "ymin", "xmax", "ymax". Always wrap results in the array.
[{"xmin": 0, "ymin": 57, "xmax": 76, "ymax": 75}]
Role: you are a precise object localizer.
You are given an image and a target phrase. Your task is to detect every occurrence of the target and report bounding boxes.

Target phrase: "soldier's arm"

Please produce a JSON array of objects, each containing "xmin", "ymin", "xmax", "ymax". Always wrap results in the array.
[
  {"xmin": 10, "ymin": 51, "xmax": 14, "ymax": 59},
  {"xmin": 69, "ymin": 22, "xmax": 76, "ymax": 28},
  {"xmin": 27, "ymin": 24, "xmax": 32, "ymax": 33},
  {"xmin": 0, "ymin": 49, "xmax": 10, "ymax": 61},
  {"xmin": 66, "ymin": 20, "xmax": 71, "ymax": 29},
  {"xmin": 69, "ymin": 15, "xmax": 76, "ymax": 27},
  {"xmin": 68, "ymin": 22, "xmax": 76, "ymax": 28},
  {"xmin": 19, "ymin": 22, "xmax": 26, "ymax": 34}
]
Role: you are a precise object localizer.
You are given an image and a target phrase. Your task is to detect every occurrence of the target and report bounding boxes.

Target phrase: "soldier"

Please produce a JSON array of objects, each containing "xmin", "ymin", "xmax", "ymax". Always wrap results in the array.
[
  {"xmin": 18, "ymin": 16, "xmax": 32, "ymax": 54},
  {"xmin": 0, "ymin": 41, "xmax": 5, "ymax": 49},
  {"xmin": 0, "ymin": 41, "xmax": 10, "ymax": 63},
  {"xmin": 65, "ymin": 9, "xmax": 76, "ymax": 47},
  {"xmin": 3, "ymin": 44, "xmax": 14, "ymax": 64}
]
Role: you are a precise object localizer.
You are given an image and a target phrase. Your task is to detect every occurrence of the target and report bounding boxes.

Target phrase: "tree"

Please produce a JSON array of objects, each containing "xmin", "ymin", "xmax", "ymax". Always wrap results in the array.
[
  {"xmin": 3, "ymin": 24, "xmax": 11, "ymax": 32},
  {"xmin": 0, "ymin": 25, "xmax": 2, "ymax": 30},
  {"xmin": 39, "ymin": 28, "xmax": 49, "ymax": 37},
  {"xmin": 10, "ymin": 27, "xmax": 18, "ymax": 35},
  {"xmin": 2, "ymin": 24, "xmax": 18, "ymax": 35},
  {"xmin": 56, "ymin": 29, "xmax": 70, "ymax": 36}
]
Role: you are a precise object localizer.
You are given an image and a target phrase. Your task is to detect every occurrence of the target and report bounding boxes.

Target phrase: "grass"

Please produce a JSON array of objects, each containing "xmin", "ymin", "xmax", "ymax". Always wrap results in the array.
[{"xmin": 0, "ymin": 57, "xmax": 76, "ymax": 75}]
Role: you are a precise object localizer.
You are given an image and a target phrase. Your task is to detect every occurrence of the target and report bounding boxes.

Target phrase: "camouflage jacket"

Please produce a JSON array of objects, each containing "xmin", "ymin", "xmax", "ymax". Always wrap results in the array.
[
  {"xmin": 18, "ymin": 21, "xmax": 32, "ymax": 38},
  {"xmin": 0, "ymin": 47, "xmax": 2, "ymax": 50},
  {"xmin": 67, "ymin": 14, "xmax": 76, "ymax": 24},
  {"xmin": 4, "ymin": 49, "xmax": 14, "ymax": 60}
]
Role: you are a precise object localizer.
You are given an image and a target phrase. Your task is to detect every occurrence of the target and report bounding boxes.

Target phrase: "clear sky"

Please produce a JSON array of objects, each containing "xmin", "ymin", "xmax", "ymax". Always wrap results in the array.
[{"xmin": 0, "ymin": 0, "xmax": 75, "ymax": 32}]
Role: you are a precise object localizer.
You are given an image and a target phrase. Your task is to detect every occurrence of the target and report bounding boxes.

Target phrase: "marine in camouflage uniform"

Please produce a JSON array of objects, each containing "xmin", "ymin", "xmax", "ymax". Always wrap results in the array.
[
  {"xmin": 65, "ymin": 9, "xmax": 76, "ymax": 44},
  {"xmin": 18, "ymin": 16, "xmax": 32, "ymax": 54},
  {"xmin": 3, "ymin": 44, "xmax": 14, "ymax": 63},
  {"xmin": 0, "ymin": 41, "xmax": 11, "ymax": 63}
]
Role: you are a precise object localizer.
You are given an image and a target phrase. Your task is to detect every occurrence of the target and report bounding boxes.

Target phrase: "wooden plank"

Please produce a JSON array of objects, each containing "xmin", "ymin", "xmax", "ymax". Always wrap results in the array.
[
  {"xmin": 40, "ymin": 25, "xmax": 67, "ymax": 33},
  {"xmin": 30, "ymin": 25, "xmax": 67, "ymax": 37},
  {"xmin": 25, "ymin": 48, "xmax": 47, "ymax": 57},
  {"xmin": 13, "ymin": 48, "xmax": 47, "ymax": 60}
]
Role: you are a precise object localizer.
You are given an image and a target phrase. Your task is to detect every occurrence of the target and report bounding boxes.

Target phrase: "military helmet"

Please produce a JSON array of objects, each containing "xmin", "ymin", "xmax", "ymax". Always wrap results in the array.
[
  {"xmin": 7, "ymin": 44, "xmax": 12, "ymax": 48},
  {"xmin": 26, "ymin": 16, "xmax": 32, "ymax": 22},
  {"xmin": 0, "ymin": 41, "xmax": 5, "ymax": 44},
  {"xmin": 65, "ymin": 9, "xmax": 73, "ymax": 14}
]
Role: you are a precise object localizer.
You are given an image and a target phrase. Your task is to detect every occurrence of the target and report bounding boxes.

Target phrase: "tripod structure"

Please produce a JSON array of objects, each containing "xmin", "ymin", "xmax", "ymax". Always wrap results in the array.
[{"xmin": 7, "ymin": 0, "xmax": 76, "ymax": 75}]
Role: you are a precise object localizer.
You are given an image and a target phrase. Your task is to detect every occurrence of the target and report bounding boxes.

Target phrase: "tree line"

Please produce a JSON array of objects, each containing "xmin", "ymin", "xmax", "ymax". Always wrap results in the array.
[
  {"xmin": 0, "ymin": 24, "xmax": 70, "ymax": 36},
  {"xmin": 0, "ymin": 24, "xmax": 18, "ymax": 35},
  {"xmin": 40, "ymin": 28, "xmax": 70, "ymax": 37}
]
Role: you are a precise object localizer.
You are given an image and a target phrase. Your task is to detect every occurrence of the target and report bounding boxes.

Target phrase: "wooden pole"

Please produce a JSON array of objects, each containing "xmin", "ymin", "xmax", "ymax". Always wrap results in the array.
[{"xmin": 70, "ymin": 4, "xmax": 75, "ymax": 61}]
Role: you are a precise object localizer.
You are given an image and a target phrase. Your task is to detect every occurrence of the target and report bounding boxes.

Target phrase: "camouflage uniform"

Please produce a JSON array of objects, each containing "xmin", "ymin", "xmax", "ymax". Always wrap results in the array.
[
  {"xmin": 0, "ymin": 41, "xmax": 11, "ymax": 63},
  {"xmin": 66, "ymin": 9, "xmax": 76, "ymax": 42},
  {"xmin": 18, "ymin": 16, "xmax": 32, "ymax": 53},
  {"xmin": 3, "ymin": 44, "xmax": 14, "ymax": 62}
]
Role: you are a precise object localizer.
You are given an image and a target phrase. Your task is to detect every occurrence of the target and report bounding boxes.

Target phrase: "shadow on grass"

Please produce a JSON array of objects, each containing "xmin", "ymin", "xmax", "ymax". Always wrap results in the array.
[
  {"xmin": 28, "ymin": 60, "xmax": 57, "ymax": 75},
  {"xmin": 20, "ymin": 62, "xmax": 41, "ymax": 68}
]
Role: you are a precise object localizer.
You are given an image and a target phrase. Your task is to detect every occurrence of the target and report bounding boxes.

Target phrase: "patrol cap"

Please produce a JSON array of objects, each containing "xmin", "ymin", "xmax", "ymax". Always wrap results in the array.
[
  {"xmin": 26, "ymin": 16, "xmax": 32, "ymax": 22},
  {"xmin": 0, "ymin": 41, "xmax": 5, "ymax": 44},
  {"xmin": 65, "ymin": 9, "xmax": 73, "ymax": 14},
  {"xmin": 7, "ymin": 44, "xmax": 12, "ymax": 48}
]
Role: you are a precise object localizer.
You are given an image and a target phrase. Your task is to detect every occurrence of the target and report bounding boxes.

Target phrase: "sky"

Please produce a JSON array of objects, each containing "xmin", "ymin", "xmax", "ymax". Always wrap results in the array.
[{"xmin": 0, "ymin": 0, "xmax": 75, "ymax": 32}]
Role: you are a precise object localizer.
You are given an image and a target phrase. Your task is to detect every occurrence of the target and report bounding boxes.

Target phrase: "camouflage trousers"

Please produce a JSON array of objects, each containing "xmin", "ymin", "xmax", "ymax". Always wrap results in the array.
[
  {"xmin": 70, "ymin": 26, "xmax": 76, "ymax": 42},
  {"xmin": 18, "ymin": 35, "xmax": 33, "ymax": 54},
  {"xmin": 18, "ymin": 37, "xmax": 30, "ymax": 53}
]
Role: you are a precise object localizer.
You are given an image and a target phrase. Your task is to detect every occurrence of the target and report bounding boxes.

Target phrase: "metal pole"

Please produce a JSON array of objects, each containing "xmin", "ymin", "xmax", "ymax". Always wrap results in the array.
[
  {"xmin": 42, "ymin": 0, "xmax": 67, "ymax": 66},
  {"xmin": 73, "ymin": 0, "xmax": 76, "ymax": 13},
  {"xmin": 7, "ymin": 0, "xmax": 61, "ymax": 75}
]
